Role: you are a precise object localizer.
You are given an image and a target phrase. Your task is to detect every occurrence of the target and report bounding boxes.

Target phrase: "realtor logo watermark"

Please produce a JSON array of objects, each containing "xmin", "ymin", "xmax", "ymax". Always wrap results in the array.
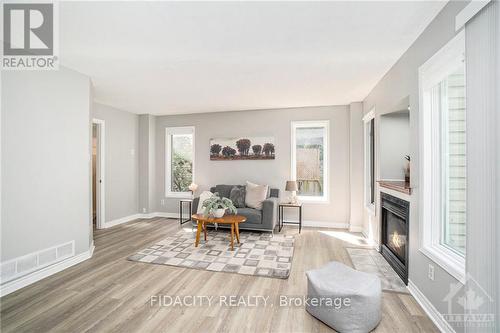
[
  {"xmin": 149, "ymin": 294, "xmax": 352, "ymax": 310},
  {"xmin": 443, "ymin": 274, "xmax": 495, "ymax": 328},
  {"xmin": 2, "ymin": 1, "xmax": 59, "ymax": 70}
]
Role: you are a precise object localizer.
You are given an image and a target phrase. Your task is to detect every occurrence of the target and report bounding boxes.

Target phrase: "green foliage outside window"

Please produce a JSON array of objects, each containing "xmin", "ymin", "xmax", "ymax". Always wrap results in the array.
[{"xmin": 172, "ymin": 152, "xmax": 192, "ymax": 192}]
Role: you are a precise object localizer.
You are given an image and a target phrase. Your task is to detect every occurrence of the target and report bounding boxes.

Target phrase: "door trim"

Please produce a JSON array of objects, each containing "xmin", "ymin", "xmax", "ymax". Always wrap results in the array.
[{"xmin": 92, "ymin": 118, "xmax": 105, "ymax": 229}]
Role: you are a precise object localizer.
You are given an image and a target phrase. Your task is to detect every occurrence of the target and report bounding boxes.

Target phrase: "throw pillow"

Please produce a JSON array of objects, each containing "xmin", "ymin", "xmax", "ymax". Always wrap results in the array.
[
  {"xmin": 245, "ymin": 181, "xmax": 268, "ymax": 210},
  {"xmin": 197, "ymin": 191, "xmax": 214, "ymax": 214},
  {"xmin": 229, "ymin": 186, "xmax": 246, "ymax": 208}
]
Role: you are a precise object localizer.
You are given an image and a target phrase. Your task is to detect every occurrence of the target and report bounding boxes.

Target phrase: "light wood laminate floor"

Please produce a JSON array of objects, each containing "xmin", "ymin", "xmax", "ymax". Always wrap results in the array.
[{"xmin": 0, "ymin": 218, "xmax": 438, "ymax": 332}]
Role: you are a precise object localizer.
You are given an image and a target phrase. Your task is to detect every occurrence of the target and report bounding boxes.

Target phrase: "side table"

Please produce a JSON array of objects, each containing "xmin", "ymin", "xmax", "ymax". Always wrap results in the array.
[
  {"xmin": 278, "ymin": 202, "xmax": 303, "ymax": 233},
  {"xmin": 179, "ymin": 199, "xmax": 193, "ymax": 225}
]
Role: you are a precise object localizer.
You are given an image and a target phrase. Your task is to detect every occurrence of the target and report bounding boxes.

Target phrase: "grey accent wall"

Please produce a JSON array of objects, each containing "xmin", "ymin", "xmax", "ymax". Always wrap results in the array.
[
  {"xmin": 93, "ymin": 103, "xmax": 139, "ymax": 222},
  {"xmin": 154, "ymin": 106, "xmax": 351, "ymax": 225},
  {"xmin": 2, "ymin": 68, "xmax": 92, "ymax": 260},
  {"xmin": 379, "ymin": 112, "xmax": 410, "ymax": 180},
  {"xmin": 362, "ymin": 1, "xmax": 468, "ymax": 331},
  {"xmin": 349, "ymin": 102, "xmax": 364, "ymax": 230}
]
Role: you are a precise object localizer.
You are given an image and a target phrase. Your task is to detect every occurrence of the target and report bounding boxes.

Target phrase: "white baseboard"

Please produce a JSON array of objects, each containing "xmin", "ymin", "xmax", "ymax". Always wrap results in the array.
[
  {"xmin": 407, "ymin": 280, "xmax": 455, "ymax": 333},
  {"xmin": 0, "ymin": 247, "xmax": 94, "ymax": 297},
  {"xmin": 300, "ymin": 220, "xmax": 349, "ymax": 229},
  {"xmin": 103, "ymin": 212, "xmax": 185, "ymax": 228},
  {"xmin": 104, "ymin": 213, "xmax": 349, "ymax": 230},
  {"xmin": 154, "ymin": 212, "xmax": 181, "ymax": 219},
  {"xmin": 140, "ymin": 212, "xmax": 157, "ymax": 219},
  {"xmin": 348, "ymin": 225, "xmax": 364, "ymax": 232},
  {"xmin": 103, "ymin": 213, "xmax": 144, "ymax": 228}
]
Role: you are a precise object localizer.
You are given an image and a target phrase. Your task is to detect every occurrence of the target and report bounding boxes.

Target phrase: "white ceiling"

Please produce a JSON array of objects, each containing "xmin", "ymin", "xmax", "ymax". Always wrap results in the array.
[{"xmin": 60, "ymin": 1, "xmax": 446, "ymax": 115}]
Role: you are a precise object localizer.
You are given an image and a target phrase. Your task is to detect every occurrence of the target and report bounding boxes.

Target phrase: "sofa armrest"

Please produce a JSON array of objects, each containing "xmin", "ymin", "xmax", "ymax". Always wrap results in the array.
[
  {"xmin": 192, "ymin": 197, "xmax": 200, "ymax": 215},
  {"xmin": 262, "ymin": 197, "xmax": 278, "ymax": 230}
]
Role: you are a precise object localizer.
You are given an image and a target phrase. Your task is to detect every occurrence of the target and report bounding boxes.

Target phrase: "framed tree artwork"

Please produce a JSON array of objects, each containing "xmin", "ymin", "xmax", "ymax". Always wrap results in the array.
[{"xmin": 210, "ymin": 137, "xmax": 275, "ymax": 160}]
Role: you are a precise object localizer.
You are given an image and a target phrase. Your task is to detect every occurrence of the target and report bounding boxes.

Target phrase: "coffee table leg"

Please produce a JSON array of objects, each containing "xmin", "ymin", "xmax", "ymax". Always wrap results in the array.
[
  {"xmin": 230, "ymin": 224, "xmax": 234, "ymax": 250},
  {"xmin": 203, "ymin": 222, "xmax": 207, "ymax": 241},
  {"xmin": 195, "ymin": 221, "xmax": 202, "ymax": 247},
  {"xmin": 235, "ymin": 223, "xmax": 240, "ymax": 244}
]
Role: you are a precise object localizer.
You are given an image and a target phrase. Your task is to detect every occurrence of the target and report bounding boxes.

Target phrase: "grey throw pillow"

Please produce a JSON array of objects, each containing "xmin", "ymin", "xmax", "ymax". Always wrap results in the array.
[{"xmin": 229, "ymin": 186, "xmax": 246, "ymax": 208}]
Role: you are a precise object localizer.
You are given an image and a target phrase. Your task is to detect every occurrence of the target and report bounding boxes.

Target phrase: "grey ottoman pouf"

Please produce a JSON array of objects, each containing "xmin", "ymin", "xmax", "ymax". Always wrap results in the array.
[{"xmin": 305, "ymin": 261, "xmax": 381, "ymax": 333}]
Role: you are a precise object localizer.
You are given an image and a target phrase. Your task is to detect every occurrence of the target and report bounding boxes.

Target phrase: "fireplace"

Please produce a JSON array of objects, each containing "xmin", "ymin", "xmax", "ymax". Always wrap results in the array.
[{"xmin": 380, "ymin": 192, "xmax": 409, "ymax": 284}]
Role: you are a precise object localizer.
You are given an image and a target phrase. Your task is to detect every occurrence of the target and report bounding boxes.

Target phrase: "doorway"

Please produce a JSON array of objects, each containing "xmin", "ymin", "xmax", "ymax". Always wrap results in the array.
[{"xmin": 92, "ymin": 119, "xmax": 105, "ymax": 229}]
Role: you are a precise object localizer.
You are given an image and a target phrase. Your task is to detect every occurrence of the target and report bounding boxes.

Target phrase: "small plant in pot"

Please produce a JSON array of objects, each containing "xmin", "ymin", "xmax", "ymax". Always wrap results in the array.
[{"xmin": 202, "ymin": 193, "xmax": 237, "ymax": 218}]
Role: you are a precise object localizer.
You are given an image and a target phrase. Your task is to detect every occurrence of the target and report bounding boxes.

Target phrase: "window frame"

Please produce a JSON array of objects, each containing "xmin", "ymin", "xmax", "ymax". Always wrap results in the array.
[
  {"xmin": 363, "ymin": 109, "xmax": 376, "ymax": 214},
  {"xmin": 418, "ymin": 30, "xmax": 465, "ymax": 283},
  {"xmin": 165, "ymin": 126, "xmax": 195, "ymax": 198},
  {"xmin": 290, "ymin": 120, "xmax": 330, "ymax": 203}
]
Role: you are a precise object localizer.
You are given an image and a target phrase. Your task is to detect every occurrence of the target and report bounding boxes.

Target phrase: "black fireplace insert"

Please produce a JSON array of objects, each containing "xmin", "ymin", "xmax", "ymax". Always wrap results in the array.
[{"xmin": 380, "ymin": 192, "xmax": 409, "ymax": 284}]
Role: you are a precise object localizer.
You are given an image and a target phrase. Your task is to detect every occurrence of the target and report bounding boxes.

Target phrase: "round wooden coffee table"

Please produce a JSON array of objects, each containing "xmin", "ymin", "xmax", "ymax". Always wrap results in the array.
[{"xmin": 191, "ymin": 214, "xmax": 247, "ymax": 250}]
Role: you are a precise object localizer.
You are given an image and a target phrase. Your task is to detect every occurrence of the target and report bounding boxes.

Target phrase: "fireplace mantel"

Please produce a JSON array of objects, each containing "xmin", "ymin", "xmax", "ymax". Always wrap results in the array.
[
  {"xmin": 379, "ymin": 183, "xmax": 411, "ymax": 202},
  {"xmin": 378, "ymin": 180, "xmax": 412, "ymax": 195}
]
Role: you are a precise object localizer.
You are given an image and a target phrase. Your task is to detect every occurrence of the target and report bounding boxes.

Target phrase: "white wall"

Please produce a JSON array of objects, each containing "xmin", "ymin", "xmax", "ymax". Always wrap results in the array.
[
  {"xmin": 1, "ymin": 68, "xmax": 92, "ymax": 261},
  {"xmin": 154, "ymin": 105, "xmax": 351, "ymax": 226},
  {"xmin": 93, "ymin": 103, "xmax": 139, "ymax": 222}
]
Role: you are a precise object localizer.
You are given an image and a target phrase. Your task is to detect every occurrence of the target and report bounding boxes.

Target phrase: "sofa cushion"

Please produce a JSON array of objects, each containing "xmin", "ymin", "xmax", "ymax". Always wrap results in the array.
[
  {"xmin": 236, "ymin": 208, "xmax": 262, "ymax": 224},
  {"xmin": 245, "ymin": 181, "xmax": 268, "ymax": 210},
  {"xmin": 197, "ymin": 191, "xmax": 214, "ymax": 214},
  {"xmin": 213, "ymin": 185, "xmax": 234, "ymax": 199},
  {"xmin": 229, "ymin": 186, "xmax": 246, "ymax": 208}
]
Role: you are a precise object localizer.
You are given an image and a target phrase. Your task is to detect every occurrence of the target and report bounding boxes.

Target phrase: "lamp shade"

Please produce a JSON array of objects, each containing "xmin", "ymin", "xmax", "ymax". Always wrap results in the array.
[
  {"xmin": 188, "ymin": 183, "xmax": 198, "ymax": 192},
  {"xmin": 285, "ymin": 181, "xmax": 298, "ymax": 192}
]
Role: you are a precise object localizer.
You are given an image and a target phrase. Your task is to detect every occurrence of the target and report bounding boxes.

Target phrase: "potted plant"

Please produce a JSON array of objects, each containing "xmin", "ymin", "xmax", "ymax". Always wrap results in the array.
[{"xmin": 202, "ymin": 193, "xmax": 237, "ymax": 218}]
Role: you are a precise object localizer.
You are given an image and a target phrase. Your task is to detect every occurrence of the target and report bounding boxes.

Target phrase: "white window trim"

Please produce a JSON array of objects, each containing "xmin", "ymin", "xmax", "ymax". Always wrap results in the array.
[
  {"xmin": 418, "ymin": 31, "xmax": 465, "ymax": 284},
  {"xmin": 165, "ymin": 126, "xmax": 195, "ymax": 198},
  {"xmin": 290, "ymin": 120, "xmax": 330, "ymax": 204},
  {"xmin": 363, "ymin": 109, "xmax": 376, "ymax": 215}
]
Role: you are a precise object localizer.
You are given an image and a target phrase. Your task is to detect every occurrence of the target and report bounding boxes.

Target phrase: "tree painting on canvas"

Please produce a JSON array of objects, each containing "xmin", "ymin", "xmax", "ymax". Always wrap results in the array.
[{"xmin": 210, "ymin": 137, "xmax": 275, "ymax": 160}]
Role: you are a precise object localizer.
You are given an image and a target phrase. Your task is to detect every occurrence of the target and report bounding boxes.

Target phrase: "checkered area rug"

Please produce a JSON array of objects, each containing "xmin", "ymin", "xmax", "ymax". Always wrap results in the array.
[{"xmin": 128, "ymin": 228, "xmax": 295, "ymax": 279}]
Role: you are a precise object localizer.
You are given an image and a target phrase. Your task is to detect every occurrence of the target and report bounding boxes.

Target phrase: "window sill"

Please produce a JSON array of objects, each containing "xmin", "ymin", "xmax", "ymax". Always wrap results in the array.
[
  {"xmin": 419, "ymin": 245, "xmax": 465, "ymax": 284},
  {"xmin": 165, "ymin": 192, "xmax": 192, "ymax": 199}
]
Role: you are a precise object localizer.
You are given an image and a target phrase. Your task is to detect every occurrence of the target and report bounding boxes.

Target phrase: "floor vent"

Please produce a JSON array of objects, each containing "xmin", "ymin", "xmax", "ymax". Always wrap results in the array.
[{"xmin": 0, "ymin": 241, "xmax": 75, "ymax": 285}]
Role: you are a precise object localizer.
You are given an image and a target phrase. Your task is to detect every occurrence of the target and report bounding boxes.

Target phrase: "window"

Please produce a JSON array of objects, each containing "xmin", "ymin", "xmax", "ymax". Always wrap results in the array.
[
  {"xmin": 419, "ymin": 31, "xmax": 466, "ymax": 282},
  {"xmin": 165, "ymin": 126, "xmax": 194, "ymax": 197},
  {"xmin": 291, "ymin": 121, "xmax": 329, "ymax": 202},
  {"xmin": 363, "ymin": 110, "xmax": 375, "ymax": 212}
]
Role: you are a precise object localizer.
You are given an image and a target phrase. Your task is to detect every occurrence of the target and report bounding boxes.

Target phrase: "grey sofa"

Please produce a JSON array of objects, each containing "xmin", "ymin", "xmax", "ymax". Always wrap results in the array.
[{"xmin": 191, "ymin": 184, "xmax": 279, "ymax": 232}]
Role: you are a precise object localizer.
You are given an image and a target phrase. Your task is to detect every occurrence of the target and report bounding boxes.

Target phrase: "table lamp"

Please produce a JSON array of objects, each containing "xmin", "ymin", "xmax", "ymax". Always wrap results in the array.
[
  {"xmin": 285, "ymin": 181, "xmax": 298, "ymax": 204},
  {"xmin": 188, "ymin": 183, "xmax": 198, "ymax": 198}
]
